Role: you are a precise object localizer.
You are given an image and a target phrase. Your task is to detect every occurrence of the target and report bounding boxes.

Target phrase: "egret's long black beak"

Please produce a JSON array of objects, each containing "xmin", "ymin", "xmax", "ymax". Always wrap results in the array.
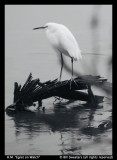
[{"xmin": 33, "ymin": 26, "xmax": 46, "ymax": 30}]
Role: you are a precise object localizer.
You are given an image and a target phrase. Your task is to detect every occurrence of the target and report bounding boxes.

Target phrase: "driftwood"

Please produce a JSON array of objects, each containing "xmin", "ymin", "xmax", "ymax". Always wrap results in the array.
[{"xmin": 6, "ymin": 73, "xmax": 112, "ymax": 113}]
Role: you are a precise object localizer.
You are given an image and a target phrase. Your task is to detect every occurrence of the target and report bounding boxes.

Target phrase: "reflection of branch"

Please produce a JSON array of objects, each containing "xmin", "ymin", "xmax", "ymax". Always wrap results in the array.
[{"xmin": 88, "ymin": 108, "xmax": 96, "ymax": 126}]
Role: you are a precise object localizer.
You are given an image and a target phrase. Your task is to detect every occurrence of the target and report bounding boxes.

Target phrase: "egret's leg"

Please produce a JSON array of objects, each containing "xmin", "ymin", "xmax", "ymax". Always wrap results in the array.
[
  {"xmin": 70, "ymin": 58, "xmax": 78, "ymax": 89},
  {"xmin": 54, "ymin": 53, "xmax": 63, "ymax": 101},
  {"xmin": 71, "ymin": 58, "xmax": 73, "ymax": 78},
  {"xmin": 55, "ymin": 53, "xmax": 63, "ymax": 87},
  {"xmin": 59, "ymin": 53, "xmax": 63, "ymax": 81}
]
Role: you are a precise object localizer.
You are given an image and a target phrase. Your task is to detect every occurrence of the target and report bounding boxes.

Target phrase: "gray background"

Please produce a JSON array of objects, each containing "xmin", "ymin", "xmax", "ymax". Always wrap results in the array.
[{"xmin": 5, "ymin": 5, "xmax": 112, "ymax": 155}]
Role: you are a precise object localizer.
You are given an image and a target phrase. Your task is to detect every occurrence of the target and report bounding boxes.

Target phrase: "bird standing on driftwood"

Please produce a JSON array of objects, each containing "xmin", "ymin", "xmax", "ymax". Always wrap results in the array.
[{"xmin": 33, "ymin": 22, "xmax": 82, "ymax": 89}]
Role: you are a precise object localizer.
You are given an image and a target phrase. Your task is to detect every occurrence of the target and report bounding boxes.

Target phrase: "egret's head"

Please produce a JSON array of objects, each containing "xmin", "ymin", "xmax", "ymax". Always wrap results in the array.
[
  {"xmin": 33, "ymin": 22, "xmax": 58, "ymax": 31},
  {"xmin": 44, "ymin": 22, "xmax": 59, "ymax": 30}
]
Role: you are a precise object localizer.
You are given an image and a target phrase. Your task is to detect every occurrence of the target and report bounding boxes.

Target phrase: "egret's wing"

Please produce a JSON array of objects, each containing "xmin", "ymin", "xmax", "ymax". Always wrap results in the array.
[{"xmin": 56, "ymin": 29, "xmax": 81, "ymax": 60}]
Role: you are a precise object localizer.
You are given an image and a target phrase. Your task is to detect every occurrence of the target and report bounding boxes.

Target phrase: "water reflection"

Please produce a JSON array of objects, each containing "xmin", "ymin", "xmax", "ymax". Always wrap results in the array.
[
  {"xmin": 6, "ymin": 100, "xmax": 112, "ymax": 155},
  {"xmin": 6, "ymin": 103, "xmax": 97, "ymax": 134}
]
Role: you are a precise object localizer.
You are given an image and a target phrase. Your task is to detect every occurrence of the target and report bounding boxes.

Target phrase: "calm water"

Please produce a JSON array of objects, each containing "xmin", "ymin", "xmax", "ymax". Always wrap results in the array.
[{"xmin": 5, "ymin": 5, "xmax": 112, "ymax": 155}]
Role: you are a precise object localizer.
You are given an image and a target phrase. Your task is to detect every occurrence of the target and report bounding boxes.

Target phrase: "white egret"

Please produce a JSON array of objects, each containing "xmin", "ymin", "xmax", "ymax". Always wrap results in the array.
[{"xmin": 33, "ymin": 22, "xmax": 82, "ymax": 89}]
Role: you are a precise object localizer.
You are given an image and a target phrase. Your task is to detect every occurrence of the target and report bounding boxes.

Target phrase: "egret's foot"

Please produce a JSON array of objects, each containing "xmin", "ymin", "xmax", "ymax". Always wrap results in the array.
[
  {"xmin": 65, "ymin": 80, "xmax": 70, "ymax": 84},
  {"xmin": 55, "ymin": 78, "xmax": 62, "ymax": 87},
  {"xmin": 54, "ymin": 78, "xmax": 59, "ymax": 86},
  {"xmin": 70, "ymin": 78, "xmax": 78, "ymax": 89}
]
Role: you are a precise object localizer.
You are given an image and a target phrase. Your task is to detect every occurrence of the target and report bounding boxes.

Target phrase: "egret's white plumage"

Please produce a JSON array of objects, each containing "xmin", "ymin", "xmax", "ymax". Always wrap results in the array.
[
  {"xmin": 33, "ymin": 22, "xmax": 82, "ymax": 87},
  {"xmin": 45, "ymin": 22, "xmax": 82, "ymax": 61}
]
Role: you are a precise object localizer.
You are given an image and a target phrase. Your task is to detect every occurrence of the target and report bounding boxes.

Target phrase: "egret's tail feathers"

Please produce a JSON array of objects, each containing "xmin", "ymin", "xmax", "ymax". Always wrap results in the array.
[{"xmin": 73, "ymin": 51, "xmax": 82, "ymax": 61}]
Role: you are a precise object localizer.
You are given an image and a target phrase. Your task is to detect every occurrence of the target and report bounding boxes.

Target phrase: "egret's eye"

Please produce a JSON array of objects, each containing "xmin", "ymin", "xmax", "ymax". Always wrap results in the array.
[{"xmin": 45, "ymin": 25, "xmax": 48, "ymax": 28}]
